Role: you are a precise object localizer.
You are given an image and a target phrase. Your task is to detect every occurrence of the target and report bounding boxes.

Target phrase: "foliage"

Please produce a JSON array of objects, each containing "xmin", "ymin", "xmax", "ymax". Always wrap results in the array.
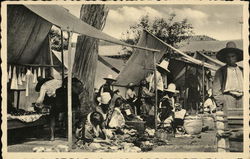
[
  {"xmin": 49, "ymin": 28, "xmax": 69, "ymax": 51},
  {"xmin": 121, "ymin": 14, "xmax": 194, "ymax": 55}
]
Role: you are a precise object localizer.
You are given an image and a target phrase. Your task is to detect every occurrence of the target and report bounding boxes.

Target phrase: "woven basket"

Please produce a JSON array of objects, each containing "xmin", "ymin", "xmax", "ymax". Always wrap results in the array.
[
  {"xmin": 184, "ymin": 115, "xmax": 202, "ymax": 135},
  {"xmin": 202, "ymin": 114, "xmax": 215, "ymax": 130}
]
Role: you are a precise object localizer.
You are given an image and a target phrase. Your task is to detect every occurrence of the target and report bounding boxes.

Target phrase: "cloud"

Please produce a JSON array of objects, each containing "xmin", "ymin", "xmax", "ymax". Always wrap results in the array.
[
  {"xmin": 164, "ymin": 7, "xmax": 209, "ymax": 27},
  {"xmin": 107, "ymin": 6, "xmax": 163, "ymax": 24}
]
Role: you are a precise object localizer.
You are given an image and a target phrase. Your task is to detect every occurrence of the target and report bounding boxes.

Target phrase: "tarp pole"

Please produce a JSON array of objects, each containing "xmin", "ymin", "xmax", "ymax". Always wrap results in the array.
[
  {"xmin": 202, "ymin": 61, "xmax": 205, "ymax": 111},
  {"xmin": 184, "ymin": 64, "xmax": 188, "ymax": 110},
  {"xmin": 67, "ymin": 31, "xmax": 73, "ymax": 149},
  {"xmin": 60, "ymin": 29, "xmax": 65, "ymax": 80},
  {"xmin": 153, "ymin": 52, "xmax": 158, "ymax": 130}
]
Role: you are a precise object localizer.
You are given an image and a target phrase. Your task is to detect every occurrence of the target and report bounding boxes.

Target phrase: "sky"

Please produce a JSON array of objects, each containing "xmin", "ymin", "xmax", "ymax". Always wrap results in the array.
[{"xmin": 62, "ymin": 4, "xmax": 243, "ymax": 42}]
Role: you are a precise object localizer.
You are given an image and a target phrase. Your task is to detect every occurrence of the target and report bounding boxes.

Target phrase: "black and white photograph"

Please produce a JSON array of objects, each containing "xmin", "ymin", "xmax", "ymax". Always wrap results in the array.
[{"xmin": 1, "ymin": 0, "xmax": 249, "ymax": 156}]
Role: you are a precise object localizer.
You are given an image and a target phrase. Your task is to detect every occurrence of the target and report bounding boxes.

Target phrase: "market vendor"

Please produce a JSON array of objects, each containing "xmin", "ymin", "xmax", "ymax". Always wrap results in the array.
[
  {"xmin": 138, "ymin": 79, "xmax": 154, "ymax": 116},
  {"xmin": 98, "ymin": 74, "xmax": 116, "ymax": 99},
  {"xmin": 203, "ymin": 88, "xmax": 217, "ymax": 114},
  {"xmin": 148, "ymin": 60, "xmax": 170, "ymax": 106},
  {"xmin": 35, "ymin": 76, "xmax": 61, "ymax": 105},
  {"xmin": 53, "ymin": 77, "xmax": 83, "ymax": 141},
  {"xmin": 173, "ymin": 103, "xmax": 186, "ymax": 134},
  {"xmin": 157, "ymin": 83, "xmax": 178, "ymax": 131},
  {"xmin": 96, "ymin": 92, "xmax": 112, "ymax": 119},
  {"xmin": 82, "ymin": 111, "xmax": 107, "ymax": 143},
  {"xmin": 186, "ymin": 73, "xmax": 201, "ymax": 114},
  {"xmin": 213, "ymin": 41, "xmax": 243, "ymax": 112},
  {"xmin": 125, "ymin": 82, "xmax": 139, "ymax": 115},
  {"xmin": 106, "ymin": 95, "xmax": 126, "ymax": 130}
]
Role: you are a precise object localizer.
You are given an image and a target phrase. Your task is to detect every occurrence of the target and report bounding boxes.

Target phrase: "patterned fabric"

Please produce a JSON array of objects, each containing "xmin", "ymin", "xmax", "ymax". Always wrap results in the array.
[{"xmin": 8, "ymin": 114, "xmax": 43, "ymax": 122}]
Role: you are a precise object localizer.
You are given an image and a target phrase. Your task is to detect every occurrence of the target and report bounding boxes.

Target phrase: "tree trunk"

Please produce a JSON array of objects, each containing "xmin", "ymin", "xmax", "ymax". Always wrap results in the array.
[{"xmin": 73, "ymin": 5, "xmax": 109, "ymax": 116}]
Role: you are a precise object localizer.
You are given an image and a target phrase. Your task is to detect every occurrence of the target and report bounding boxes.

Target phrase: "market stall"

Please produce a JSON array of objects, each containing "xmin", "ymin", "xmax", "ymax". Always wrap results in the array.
[
  {"xmin": 7, "ymin": 5, "xmax": 56, "ymax": 130},
  {"xmin": 17, "ymin": 4, "xmax": 160, "ymax": 149}
]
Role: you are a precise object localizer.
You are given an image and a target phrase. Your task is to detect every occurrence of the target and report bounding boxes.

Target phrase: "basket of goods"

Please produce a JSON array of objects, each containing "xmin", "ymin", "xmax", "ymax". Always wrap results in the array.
[
  {"xmin": 202, "ymin": 114, "xmax": 215, "ymax": 130},
  {"xmin": 125, "ymin": 120, "xmax": 146, "ymax": 134},
  {"xmin": 155, "ymin": 129, "xmax": 171, "ymax": 140},
  {"xmin": 183, "ymin": 115, "xmax": 203, "ymax": 135}
]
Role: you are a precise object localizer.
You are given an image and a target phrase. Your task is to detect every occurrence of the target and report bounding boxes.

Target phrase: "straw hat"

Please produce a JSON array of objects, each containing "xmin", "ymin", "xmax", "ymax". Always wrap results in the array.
[
  {"xmin": 103, "ymin": 74, "xmax": 116, "ymax": 81},
  {"xmin": 100, "ymin": 92, "xmax": 111, "ymax": 104},
  {"xmin": 127, "ymin": 82, "xmax": 135, "ymax": 87},
  {"xmin": 156, "ymin": 60, "xmax": 170, "ymax": 72},
  {"xmin": 216, "ymin": 41, "xmax": 243, "ymax": 63},
  {"xmin": 164, "ymin": 83, "xmax": 179, "ymax": 93}
]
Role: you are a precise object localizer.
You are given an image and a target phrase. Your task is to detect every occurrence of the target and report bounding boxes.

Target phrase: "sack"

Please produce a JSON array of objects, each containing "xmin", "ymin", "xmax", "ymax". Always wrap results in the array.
[{"xmin": 184, "ymin": 115, "xmax": 202, "ymax": 135}]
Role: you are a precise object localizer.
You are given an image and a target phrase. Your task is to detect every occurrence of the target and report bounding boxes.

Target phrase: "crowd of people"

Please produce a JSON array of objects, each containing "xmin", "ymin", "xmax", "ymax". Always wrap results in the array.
[{"xmin": 33, "ymin": 41, "xmax": 243, "ymax": 147}]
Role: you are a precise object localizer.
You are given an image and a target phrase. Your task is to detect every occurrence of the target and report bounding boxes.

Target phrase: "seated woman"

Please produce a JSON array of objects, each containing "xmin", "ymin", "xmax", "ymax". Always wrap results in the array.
[
  {"xmin": 82, "ymin": 111, "xmax": 107, "ymax": 143},
  {"xmin": 173, "ymin": 103, "xmax": 186, "ymax": 134},
  {"xmin": 106, "ymin": 95, "xmax": 126, "ymax": 129}
]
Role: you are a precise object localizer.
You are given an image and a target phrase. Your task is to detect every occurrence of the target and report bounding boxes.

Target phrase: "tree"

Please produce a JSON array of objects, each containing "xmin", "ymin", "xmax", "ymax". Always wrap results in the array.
[
  {"xmin": 73, "ymin": 5, "xmax": 109, "ymax": 115},
  {"xmin": 121, "ymin": 13, "xmax": 194, "ymax": 56}
]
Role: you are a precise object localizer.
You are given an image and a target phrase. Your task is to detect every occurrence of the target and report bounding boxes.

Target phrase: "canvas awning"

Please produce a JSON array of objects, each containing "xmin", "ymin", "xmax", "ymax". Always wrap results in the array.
[
  {"xmin": 115, "ymin": 30, "xmax": 218, "ymax": 86},
  {"xmin": 7, "ymin": 5, "xmax": 52, "ymax": 64},
  {"xmin": 24, "ymin": 5, "xmax": 160, "ymax": 53}
]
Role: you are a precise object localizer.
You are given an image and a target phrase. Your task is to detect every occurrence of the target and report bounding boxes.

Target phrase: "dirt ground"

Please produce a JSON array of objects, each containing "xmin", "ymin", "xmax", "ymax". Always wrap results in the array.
[{"xmin": 7, "ymin": 126, "xmax": 217, "ymax": 152}]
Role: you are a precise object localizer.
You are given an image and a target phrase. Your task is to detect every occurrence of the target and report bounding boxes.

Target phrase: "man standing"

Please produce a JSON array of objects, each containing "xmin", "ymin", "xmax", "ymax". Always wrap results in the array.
[
  {"xmin": 213, "ymin": 41, "xmax": 243, "ymax": 152},
  {"xmin": 213, "ymin": 41, "xmax": 243, "ymax": 113}
]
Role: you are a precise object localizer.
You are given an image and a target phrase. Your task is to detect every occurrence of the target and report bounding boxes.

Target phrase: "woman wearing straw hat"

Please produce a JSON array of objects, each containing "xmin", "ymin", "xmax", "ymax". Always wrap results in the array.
[{"xmin": 213, "ymin": 41, "xmax": 243, "ymax": 113}]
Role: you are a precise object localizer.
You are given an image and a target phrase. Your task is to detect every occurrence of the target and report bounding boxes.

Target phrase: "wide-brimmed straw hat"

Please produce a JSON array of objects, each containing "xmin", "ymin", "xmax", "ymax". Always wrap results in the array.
[
  {"xmin": 156, "ymin": 60, "xmax": 170, "ymax": 72},
  {"xmin": 127, "ymin": 82, "xmax": 135, "ymax": 87},
  {"xmin": 216, "ymin": 41, "xmax": 243, "ymax": 63},
  {"xmin": 103, "ymin": 74, "xmax": 116, "ymax": 81},
  {"xmin": 164, "ymin": 83, "xmax": 179, "ymax": 93}
]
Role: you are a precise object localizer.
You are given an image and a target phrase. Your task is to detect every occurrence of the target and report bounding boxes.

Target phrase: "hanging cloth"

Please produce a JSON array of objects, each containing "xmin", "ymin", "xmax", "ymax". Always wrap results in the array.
[
  {"xmin": 8, "ymin": 65, "xmax": 12, "ymax": 80},
  {"xmin": 33, "ymin": 68, "xmax": 37, "ymax": 84},
  {"xmin": 17, "ymin": 68, "xmax": 23, "ymax": 85},
  {"xmin": 38, "ymin": 67, "xmax": 41, "ymax": 77},
  {"xmin": 10, "ymin": 66, "xmax": 18, "ymax": 89},
  {"xmin": 42, "ymin": 67, "xmax": 46, "ymax": 78},
  {"xmin": 22, "ymin": 67, "xmax": 26, "ymax": 82},
  {"xmin": 25, "ymin": 69, "xmax": 32, "ymax": 96}
]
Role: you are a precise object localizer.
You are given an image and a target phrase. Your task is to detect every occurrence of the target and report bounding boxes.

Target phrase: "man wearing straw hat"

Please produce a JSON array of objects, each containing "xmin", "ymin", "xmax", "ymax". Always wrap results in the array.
[
  {"xmin": 213, "ymin": 41, "xmax": 243, "ymax": 113},
  {"xmin": 213, "ymin": 41, "xmax": 243, "ymax": 152},
  {"xmin": 148, "ymin": 60, "xmax": 170, "ymax": 105},
  {"xmin": 98, "ymin": 74, "xmax": 117, "ymax": 99}
]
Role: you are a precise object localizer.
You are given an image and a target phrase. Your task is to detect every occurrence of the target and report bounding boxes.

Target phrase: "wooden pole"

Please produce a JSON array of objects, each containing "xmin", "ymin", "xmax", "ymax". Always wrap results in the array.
[
  {"xmin": 184, "ymin": 64, "xmax": 188, "ymax": 110},
  {"xmin": 60, "ymin": 29, "xmax": 65, "ymax": 80},
  {"xmin": 67, "ymin": 31, "xmax": 73, "ymax": 149},
  {"xmin": 202, "ymin": 61, "xmax": 205, "ymax": 111},
  {"xmin": 153, "ymin": 52, "xmax": 158, "ymax": 130}
]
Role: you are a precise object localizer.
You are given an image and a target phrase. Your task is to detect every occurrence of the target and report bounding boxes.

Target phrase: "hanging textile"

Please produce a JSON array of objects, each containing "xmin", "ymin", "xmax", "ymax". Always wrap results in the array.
[
  {"xmin": 25, "ymin": 69, "xmax": 32, "ymax": 96},
  {"xmin": 18, "ymin": 68, "xmax": 23, "ymax": 85},
  {"xmin": 22, "ymin": 67, "xmax": 26, "ymax": 81},
  {"xmin": 11, "ymin": 66, "xmax": 18, "ymax": 89},
  {"xmin": 38, "ymin": 67, "xmax": 41, "ymax": 77},
  {"xmin": 8, "ymin": 65, "xmax": 12, "ymax": 79},
  {"xmin": 33, "ymin": 68, "xmax": 38, "ymax": 83},
  {"xmin": 42, "ymin": 67, "xmax": 46, "ymax": 78}
]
